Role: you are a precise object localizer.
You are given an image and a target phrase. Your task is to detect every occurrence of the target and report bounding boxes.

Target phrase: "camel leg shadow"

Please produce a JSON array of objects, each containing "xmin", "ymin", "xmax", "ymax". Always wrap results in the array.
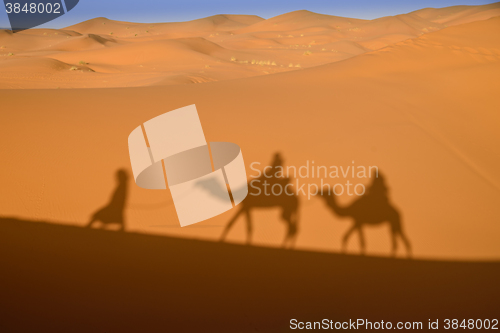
[
  {"xmin": 281, "ymin": 209, "xmax": 298, "ymax": 249},
  {"xmin": 391, "ymin": 228, "xmax": 412, "ymax": 258},
  {"xmin": 342, "ymin": 225, "xmax": 366, "ymax": 255},
  {"xmin": 220, "ymin": 208, "xmax": 253, "ymax": 245}
]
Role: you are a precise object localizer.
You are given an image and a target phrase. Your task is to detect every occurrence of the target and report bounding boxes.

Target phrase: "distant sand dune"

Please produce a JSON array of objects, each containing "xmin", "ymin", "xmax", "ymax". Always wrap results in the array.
[
  {"xmin": 44, "ymin": 34, "xmax": 116, "ymax": 52},
  {"xmin": 413, "ymin": 2, "xmax": 500, "ymax": 26},
  {"xmin": 0, "ymin": 2, "xmax": 498, "ymax": 88},
  {"xmin": 0, "ymin": 57, "xmax": 74, "ymax": 72}
]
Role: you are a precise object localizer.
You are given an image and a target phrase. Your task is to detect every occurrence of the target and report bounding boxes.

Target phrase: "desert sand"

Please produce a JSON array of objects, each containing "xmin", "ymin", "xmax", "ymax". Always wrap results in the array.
[
  {"xmin": 0, "ymin": 217, "xmax": 498, "ymax": 332},
  {"xmin": 1, "ymin": 3, "xmax": 499, "ymax": 331},
  {"xmin": 1, "ymin": 3, "xmax": 499, "ymax": 259}
]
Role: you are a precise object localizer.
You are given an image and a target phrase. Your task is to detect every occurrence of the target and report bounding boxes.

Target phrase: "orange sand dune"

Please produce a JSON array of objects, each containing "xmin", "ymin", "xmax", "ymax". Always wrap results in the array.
[
  {"xmin": 413, "ymin": 2, "xmax": 500, "ymax": 26},
  {"xmin": 0, "ymin": 3, "xmax": 498, "ymax": 88},
  {"xmin": 0, "ymin": 57, "xmax": 78, "ymax": 72},
  {"xmin": 44, "ymin": 33, "xmax": 117, "ymax": 51},
  {"xmin": 232, "ymin": 10, "xmax": 368, "ymax": 34},
  {"xmin": 0, "ymin": 16, "xmax": 499, "ymax": 260},
  {"xmin": 0, "ymin": 28, "xmax": 81, "ymax": 52},
  {"xmin": 66, "ymin": 14, "xmax": 265, "ymax": 37}
]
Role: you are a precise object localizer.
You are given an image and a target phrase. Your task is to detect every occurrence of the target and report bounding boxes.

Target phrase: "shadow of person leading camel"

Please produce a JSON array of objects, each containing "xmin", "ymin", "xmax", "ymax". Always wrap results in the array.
[
  {"xmin": 87, "ymin": 169, "xmax": 128, "ymax": 231},
  {"xmin": 195, "ymin": 152, "xmax": 300, "ymax": 248},
  {"xmin": 317, "ymin": 171, "xmax": 412, "ymax": 258}
]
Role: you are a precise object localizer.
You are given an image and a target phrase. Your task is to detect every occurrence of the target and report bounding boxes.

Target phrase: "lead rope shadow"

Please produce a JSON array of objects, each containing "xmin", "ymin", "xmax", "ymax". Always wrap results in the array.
[{"xmin": 87, "ymin": 169, "xmax": 128, "ymax": 231}]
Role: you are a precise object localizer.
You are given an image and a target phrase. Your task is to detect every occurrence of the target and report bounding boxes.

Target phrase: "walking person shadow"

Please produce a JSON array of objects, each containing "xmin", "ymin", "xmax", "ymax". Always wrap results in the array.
[{"xmin": 87, "ymin": 169, "xmax": 128, "ymax": 231}]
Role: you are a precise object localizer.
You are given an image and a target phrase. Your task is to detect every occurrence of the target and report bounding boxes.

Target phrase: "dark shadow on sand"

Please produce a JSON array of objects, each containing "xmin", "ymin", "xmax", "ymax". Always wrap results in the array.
[{"xmin": 0, "ymin": 216, "xmax": 498, "ymax": 332}]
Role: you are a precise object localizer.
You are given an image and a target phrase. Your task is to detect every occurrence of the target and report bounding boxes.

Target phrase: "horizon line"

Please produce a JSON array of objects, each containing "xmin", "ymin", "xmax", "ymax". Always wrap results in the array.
[{"xmin": 1, "ymin": 1, "xmax": 498, "ymax": 30}]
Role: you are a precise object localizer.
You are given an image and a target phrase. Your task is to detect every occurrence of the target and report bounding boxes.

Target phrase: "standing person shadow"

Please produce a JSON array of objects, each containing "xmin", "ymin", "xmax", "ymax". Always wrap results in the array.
[
  {"xmin": 317, "ymin": 171, "xmax": 411, "ymax": 257},
  {"xmin": 87, "ymin": 169, "xmax": 128, "ymax": 231}
]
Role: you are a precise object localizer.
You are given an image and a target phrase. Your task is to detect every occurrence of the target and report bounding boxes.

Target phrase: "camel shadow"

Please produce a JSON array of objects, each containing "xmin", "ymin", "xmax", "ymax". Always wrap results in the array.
[
  {"xmin": 317, "ymin": 171, "xmax": 412, "ymax": 257},
  {"xmin": 196, "ymin": 152, "xmax": 300, "ymax": 248},
  {"xmin": 87, "ymin": 169, "xmax": 128, "ymax": 231},
  {"xmin": 225, "ymin": 152, "xmax": 299, "ymax": 248}
]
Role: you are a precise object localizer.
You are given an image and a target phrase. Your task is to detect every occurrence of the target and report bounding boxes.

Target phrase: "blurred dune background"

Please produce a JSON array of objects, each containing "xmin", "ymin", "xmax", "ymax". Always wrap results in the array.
[
  {"xmin": 0, "ymin": 3, "xmax": 499, "ymax": 259},
  {"xmin": 0, "ymin": 2, "xmax": 499, "ymax": 88}
]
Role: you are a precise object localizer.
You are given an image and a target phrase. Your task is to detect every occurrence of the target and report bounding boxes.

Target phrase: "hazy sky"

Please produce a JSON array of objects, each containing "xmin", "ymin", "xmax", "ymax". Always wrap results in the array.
[{"xmin": 0, "ymin": 0, "xmax": 497, "ymax": 29}]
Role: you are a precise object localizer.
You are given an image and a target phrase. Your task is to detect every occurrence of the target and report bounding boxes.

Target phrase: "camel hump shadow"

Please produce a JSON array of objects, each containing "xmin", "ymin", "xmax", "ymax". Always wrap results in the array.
[
  {"xmin": 87, "ymin": 169, "xmax": 128, "ymax": 231},
  {"xmin": 317, "ymin": 171, "xmax": 412, "ymax": 257}
]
